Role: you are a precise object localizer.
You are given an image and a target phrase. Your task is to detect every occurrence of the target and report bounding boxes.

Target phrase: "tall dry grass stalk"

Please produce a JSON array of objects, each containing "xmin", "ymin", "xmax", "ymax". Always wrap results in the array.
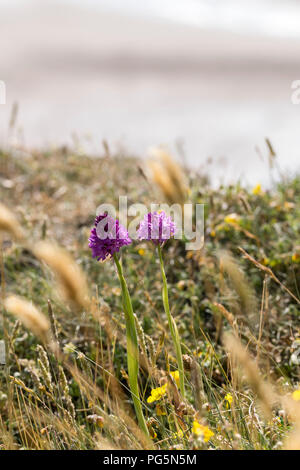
[
  {"xmin": 218, "ymin": 250, "xmax": 257, "ymax": 325},
  {"xmin": 280, "ymin": 396, "xmax": 300, "ymax": 450},
  {"xmin": 189, "ymin": 357, "xmax": 205, "ymax": 411},
  {"xmin": 4, "ymin": 296, "xmax": 51, "ymax": 344},
  {"xmin": 34, "ymin": 241, "xmax": 90, "ymax": 310},
  {"xmin": 224, "ymin": 333, "xmax": 300, "ymax": 449},
  {"xmin": 148, "ymin": 148, "xmax": 188, "ymax": 205},
  {"xmin": 0, "ymin": 202, "xmax": 25, "ymax": 241},
  {"xmin": 239, "ymin": 247, "xmax": 300, "ymax": 305},
  {"xmin": 213, "ymin": 302, "xmax": 238, "ymax": 334},
  {"xmin": 223, "ymin": 333, "xmax": 276, "ymax": 419},
  {"xmin": 283, "ymin": 430, "xmax": 300, "ymax": 451}
]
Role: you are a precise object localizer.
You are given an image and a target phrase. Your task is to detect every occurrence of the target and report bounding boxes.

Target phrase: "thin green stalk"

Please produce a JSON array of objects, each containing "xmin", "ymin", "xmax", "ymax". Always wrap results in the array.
[
  {"xmin": 113, "ymin": 254, "xmax": 149, "ymax": 437},
  {"xmin": 157, "ymin": 244, "xmax": 185, "ymax": 397}
]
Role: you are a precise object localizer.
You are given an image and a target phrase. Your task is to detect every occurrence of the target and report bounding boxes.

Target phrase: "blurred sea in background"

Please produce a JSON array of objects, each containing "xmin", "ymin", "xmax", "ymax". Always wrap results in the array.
[
  {"xmin": 67, "ymin": 0, "xmax": 300, "ymax": 38},
  {"xmin": 1, "ymin": 0, "xmax": 300, "ymax": 184}
]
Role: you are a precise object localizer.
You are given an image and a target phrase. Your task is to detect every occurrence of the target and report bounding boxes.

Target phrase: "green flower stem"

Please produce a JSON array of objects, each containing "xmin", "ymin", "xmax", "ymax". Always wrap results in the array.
[
  {"xmin": 113, "ymin": 253, "xmax": 149, "ymax": 437},
  {"xmin": 157, "ymin": 244, "xmax": 185, "ymax": 398}
]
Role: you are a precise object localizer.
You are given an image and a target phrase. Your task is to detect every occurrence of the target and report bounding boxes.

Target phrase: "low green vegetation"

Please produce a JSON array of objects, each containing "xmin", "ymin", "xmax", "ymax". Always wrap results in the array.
[{"xmin": 0, "ymin": 147, "xmax": 299, "ymax": 449}]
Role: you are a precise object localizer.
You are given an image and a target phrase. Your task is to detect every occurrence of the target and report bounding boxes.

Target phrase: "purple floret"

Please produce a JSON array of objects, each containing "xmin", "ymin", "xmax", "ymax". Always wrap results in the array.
[
  {"xmin": 89, "ymin": 213, "xmax": 131, "ymax": 261},
  {"xmin": 137, "ymin": 211, "xmax": 176, "ymax": 245}
]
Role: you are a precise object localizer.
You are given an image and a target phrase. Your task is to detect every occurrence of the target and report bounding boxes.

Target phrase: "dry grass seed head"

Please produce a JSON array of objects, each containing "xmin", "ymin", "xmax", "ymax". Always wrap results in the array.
[
  {"xmin": 0, "ymin": 202, "xmax": 25, "ymax": 241},
  {"xmin": 148, "ymin": 148, "xmax": 188, "ymax": 205},
  {"xmin": 223, "ymin": 333, "xmax": 275, "ymax": 419},
  {"xmin": 5, "ymin": 295, "xmax": 50, "ymax": 344},
  {"xmin": 218, "ymin": 250, "xmax": 257, "ymax": 325},
  {"xmin": 34, "ymin": 241, "xmax": 90, "ymax": 310}
]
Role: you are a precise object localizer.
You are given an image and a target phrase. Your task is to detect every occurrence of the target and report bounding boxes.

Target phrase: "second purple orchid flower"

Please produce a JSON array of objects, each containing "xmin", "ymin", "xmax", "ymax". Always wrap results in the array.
[
  {"xmin": 137, "ymin": 211, "xmax": 185, "ymax": 397},
  {"xmin": 89, "ymin": 209, "xmax": 185, "ymax": 435}
]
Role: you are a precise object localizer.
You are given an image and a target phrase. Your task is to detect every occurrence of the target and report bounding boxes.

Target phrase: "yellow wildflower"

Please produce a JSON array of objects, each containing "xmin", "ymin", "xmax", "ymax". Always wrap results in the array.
[
  {"xmin": 192, "ymin": 421, "xmax": 214, "ymax": 442},
  {"xmin": 147, "ymin": 384, "xmax": 167, "ymax": 403},
  {"xmin": 193, "ymin": 349, "xmax": 202, "ymax": 358},
  {"xmin": 170, "ymin": 370, "xmax": 180, "ymax": 387},
  {"xmin": 292, "ymin": 389, "xmax": 300, "ymax": 402},
  {"xmin": 224, "ymin": 213, "xmax": 240, "ymax": 225},
  {"xmin": 148, "ymin": 372, "xmax": 180, "ymax": 404},
  {"xmin": 292, "ymin": 253, "xmax": 300, "ymax": 263},
  {"xmin": 252, "ymin": 183, "xmax": 262, "ymax": 195},
  {"xmin": 138, "ymin": 248, "xmax": 145, "ymax": 256},
  {"xmin": 225, "ymin": 393, "xmax": 233, "ymax": 408},
  {"xmin": 210, "ymin": 230, "xmax": 216, "ymax": 237},
  {"xmin": 150, "ymin": 430, "xmax": 157, "ymax": 439},
  {"xmin": 173, "ymin": 429, "xmax": 184, "ymax": 439}
]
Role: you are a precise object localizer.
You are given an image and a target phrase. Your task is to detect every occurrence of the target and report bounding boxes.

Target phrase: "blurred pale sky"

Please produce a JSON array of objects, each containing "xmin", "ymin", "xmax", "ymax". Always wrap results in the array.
[
  {"xmin": 1, "ymin": 0, "xmax": 300, "ymax": 184},
  {"xmin": 4, "ymin": 0, "xmax": 300, "ymax": 38}
]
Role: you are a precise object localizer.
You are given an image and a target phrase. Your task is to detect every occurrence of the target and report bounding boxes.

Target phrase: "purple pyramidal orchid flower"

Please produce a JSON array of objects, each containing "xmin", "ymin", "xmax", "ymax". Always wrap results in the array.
[
  {"xmin": 137, "ymin": 211, "xmax": 176, "ymax": 245},
  {"xmin": 89, "ymin": 213, "xmax": 131, "ymax": 261}
]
